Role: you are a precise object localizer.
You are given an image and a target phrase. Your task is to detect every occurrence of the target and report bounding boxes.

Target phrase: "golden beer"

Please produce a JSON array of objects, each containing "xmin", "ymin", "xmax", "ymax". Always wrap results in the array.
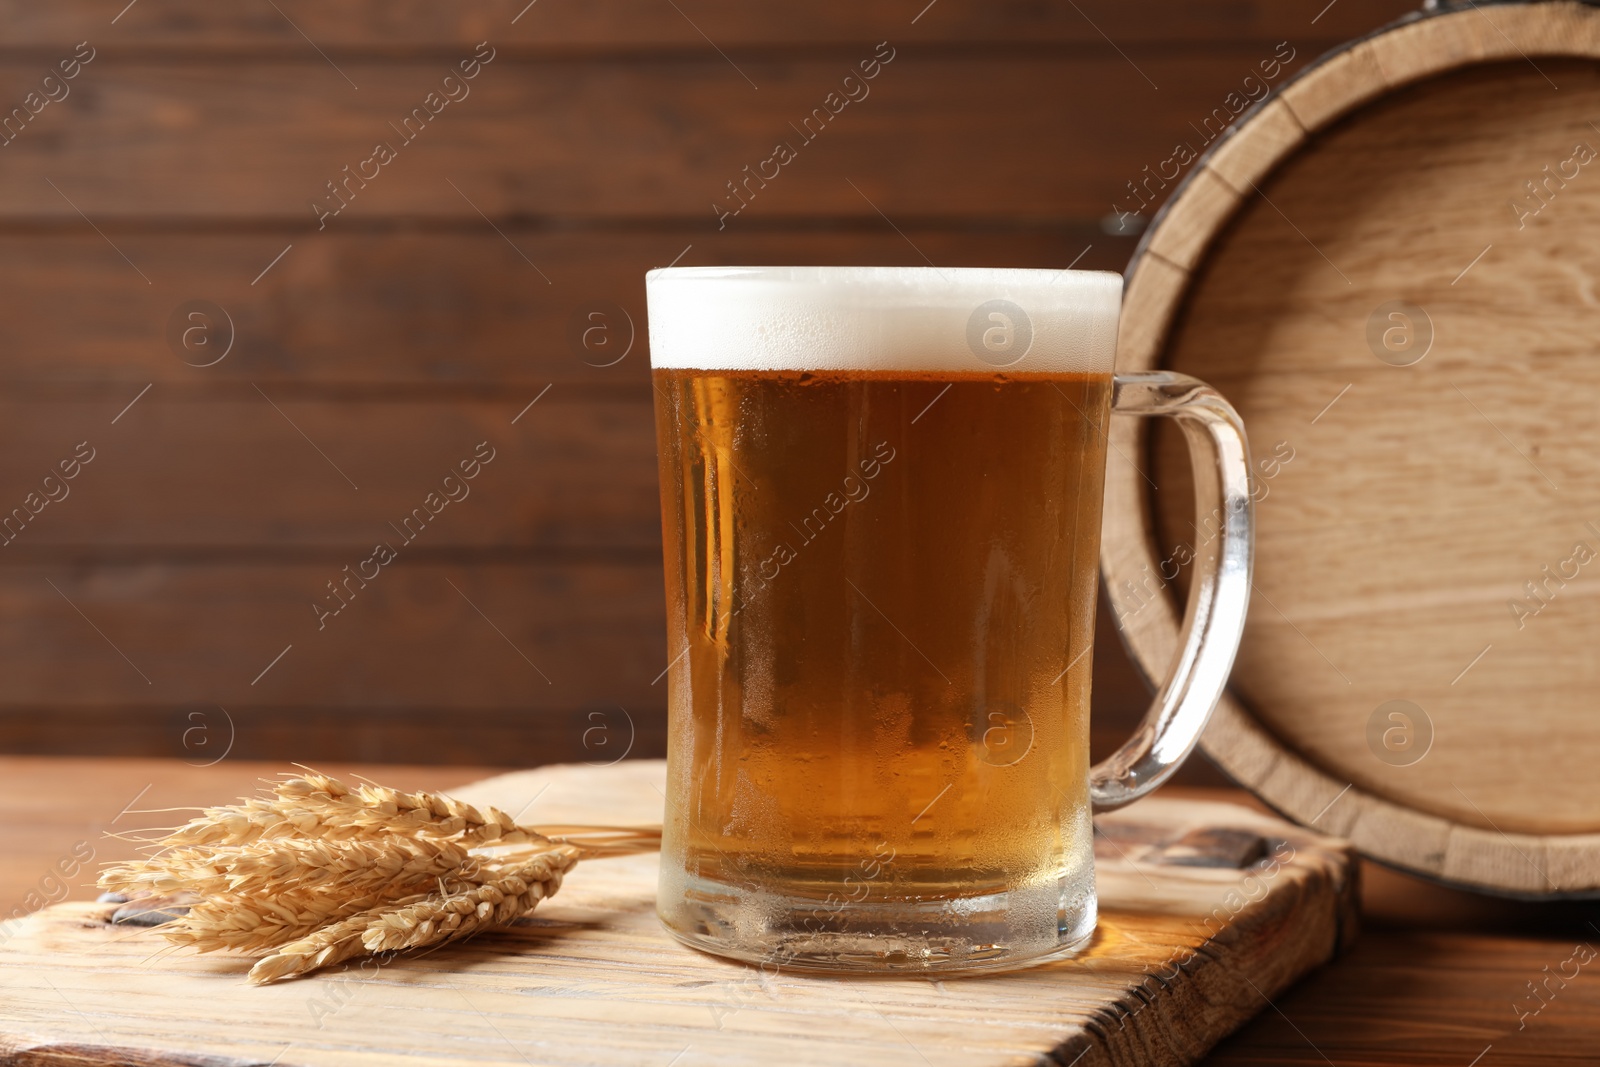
[
  {"xmin": 645, "ymin": 266, "xmax": 1137, "ymax": 972},
  {"xmin": 654, "ymin": 367, "xmax": 1111, "ymax": 959}
]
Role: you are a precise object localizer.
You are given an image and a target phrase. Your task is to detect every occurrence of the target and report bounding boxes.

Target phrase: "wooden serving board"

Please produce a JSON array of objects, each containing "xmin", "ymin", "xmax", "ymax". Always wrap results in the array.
[{"xmin": 0, "ymin": 761, "xmax": 1355, "ymax": 1067}]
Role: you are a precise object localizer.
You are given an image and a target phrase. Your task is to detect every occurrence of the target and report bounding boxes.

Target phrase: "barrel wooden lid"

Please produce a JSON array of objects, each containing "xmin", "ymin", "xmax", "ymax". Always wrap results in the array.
[{"xmin": 1105, "ymin": 0, "xmax": 1600, "ymax": 897}]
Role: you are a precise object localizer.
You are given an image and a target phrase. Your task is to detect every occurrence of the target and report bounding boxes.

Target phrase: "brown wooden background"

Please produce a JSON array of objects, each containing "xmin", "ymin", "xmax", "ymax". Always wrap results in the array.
[{"xmin": 0, "ymin": 0, "xmax": 1418, "ymax": 768}]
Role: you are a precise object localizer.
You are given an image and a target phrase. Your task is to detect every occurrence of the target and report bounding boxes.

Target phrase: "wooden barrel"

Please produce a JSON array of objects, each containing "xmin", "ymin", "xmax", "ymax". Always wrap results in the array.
[{"xmin": 1105, "ymin": 0, "xmax": 1600, "ymax": 897}]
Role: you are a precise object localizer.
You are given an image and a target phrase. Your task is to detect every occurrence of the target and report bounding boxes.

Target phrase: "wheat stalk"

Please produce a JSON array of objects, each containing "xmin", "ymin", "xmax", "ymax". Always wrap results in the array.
[{"xmin": 99, "ymin": 769, "xmax": 660, "ymax": 984}]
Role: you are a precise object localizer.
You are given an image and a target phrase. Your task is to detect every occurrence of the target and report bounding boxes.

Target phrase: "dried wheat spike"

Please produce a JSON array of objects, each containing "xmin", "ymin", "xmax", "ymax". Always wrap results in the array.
[
  {"xmin": 360, "ymin": 846, "xmax": 580, "ymax": 953},
  {"xmin": 162, "ymin": 894, "xmax": 333, "ymax": 953},
  {"xmin": 242, "ymin": 898, "xmax": 408, "ymax": 982},
  {"xmin": 158, "ymin": 796, "xmax": 377, "ymax": 848},
  {"xmin": 275, "ymin": 771, "xmax": 540, "ymax": 846},
  {"xmin": 104, "ymin": 834, "xmax": 471, "ymax": 901},
  {"xmin": 98, "ymin": 769, "xmax": 661, "ymax": 984},
  {"xmin": 246, "ymin": 846, "xmax": 579, "ymax": 984},
  {"xmin": 162, "ymin": 884, "xmax": 439, "ymax": 955}
]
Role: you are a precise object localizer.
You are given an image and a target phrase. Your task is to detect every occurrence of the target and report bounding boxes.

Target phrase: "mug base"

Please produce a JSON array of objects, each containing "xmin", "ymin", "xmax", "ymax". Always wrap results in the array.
[{"xmin": 658, "ymin": 871, "xmax": 1097, "ymax": 976}]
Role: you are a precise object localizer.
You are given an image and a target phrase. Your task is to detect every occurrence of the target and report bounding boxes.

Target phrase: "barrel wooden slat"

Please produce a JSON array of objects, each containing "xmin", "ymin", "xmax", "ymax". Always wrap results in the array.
[
  {"xmin": 1204, "ymin": 97, "xmax": 1307, "ymax": 196},
  {"xmin": 1548, "ymin": 834, "xmax": 1600, "ymax": 889},
  {"xmin": 1107, "ymin": 0, "xmax": 1600, "ymax": 897},
  {"xmin": 1142, "ymin": 168, "xmax": 1242, "ymax": 273},
  {"xmin": 1113, "ymin": 252, "xmax": 1190, "ymax": 373},
  {"xmin": 1442, "ymin": 826, "xmax": 1549, "ymax": 895},
  {"xmin": 1365, "ymin": 8, "xmax": 1491, "ymax": 85},
  {"xmin": 1278, "ymin": 42, "xmax": 1392, "ymax": 133}
]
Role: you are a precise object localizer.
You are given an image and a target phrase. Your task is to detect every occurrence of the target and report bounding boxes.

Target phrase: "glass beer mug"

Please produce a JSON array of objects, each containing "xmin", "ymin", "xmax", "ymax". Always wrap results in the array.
[{"xmin": 646, "ymin": 266, "xmax": 1252, "ymax": 974}]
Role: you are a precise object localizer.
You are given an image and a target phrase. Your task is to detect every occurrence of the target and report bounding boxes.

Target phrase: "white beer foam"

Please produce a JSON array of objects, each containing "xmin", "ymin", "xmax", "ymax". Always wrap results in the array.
[{"xmin": 646, "ymin": 266, "xmax": 1121, "ymax": 374}]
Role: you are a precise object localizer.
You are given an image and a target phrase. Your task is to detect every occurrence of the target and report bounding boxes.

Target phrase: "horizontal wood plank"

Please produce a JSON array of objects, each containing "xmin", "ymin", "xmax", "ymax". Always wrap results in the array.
[
  {"xmin": 0, "ymin": 396, "xmax": 661, "ymax": 551},
  {"xmin": 0, "ymin": 569, "xmax": 1158, "ymax": 768},
  {"xmin": 1208, "ymin": 929, "xmax": 1600, "ymax": 1065},
  {"xmin": 0, "ymin": 561, "xmax": 668, "ymax": 709},
  {"xmin": 0, "ymin": 706, "xmax": 1165, "ymax": 771},
  {"xmin": 0, "ymin": 705, "xmax": 666, "ymax": 767},
  {"xmin": 0, "ymin": 53, "xmax": 1320, "ymax": 221},
  {"xmin": 0, "ymin": 230, "xmax": 1127, "ymax": 388},
  {"xmin": 0, "ymin": 1, "xmax": 1419, "ymax": 50}
]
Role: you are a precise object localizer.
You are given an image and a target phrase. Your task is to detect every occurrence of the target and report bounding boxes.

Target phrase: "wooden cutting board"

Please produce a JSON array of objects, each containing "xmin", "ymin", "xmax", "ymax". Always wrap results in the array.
[
  {"xmin": 0, "ymin": 761, "xmax": 1354, "ymax": 1067},
  {"xmin": 1104, "ymin": 0, "xmax": 1600, "ymax": 898}
]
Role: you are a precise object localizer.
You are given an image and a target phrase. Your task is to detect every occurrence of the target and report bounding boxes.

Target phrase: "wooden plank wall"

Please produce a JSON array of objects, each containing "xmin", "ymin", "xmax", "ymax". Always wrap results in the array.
[{"xmin": 0, "ymin": 0, "xmax": 1418, "ymax": 766}]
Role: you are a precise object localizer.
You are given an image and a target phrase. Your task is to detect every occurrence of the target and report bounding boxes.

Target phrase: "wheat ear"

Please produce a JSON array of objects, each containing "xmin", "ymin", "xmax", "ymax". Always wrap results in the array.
[
  {"xmin": 98, "ymin": 769, "xmax": 661, "ymax": 983},
  {"xmin": 246, "ymin": 847, "xmax": 581, "ymax": 984}
]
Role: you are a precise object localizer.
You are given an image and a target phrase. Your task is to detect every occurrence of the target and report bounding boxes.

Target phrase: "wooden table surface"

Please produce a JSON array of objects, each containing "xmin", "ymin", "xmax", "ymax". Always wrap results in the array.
[{"xmin": 2, "ymin": 757, "xmax": 1595, "ymax": 1066}]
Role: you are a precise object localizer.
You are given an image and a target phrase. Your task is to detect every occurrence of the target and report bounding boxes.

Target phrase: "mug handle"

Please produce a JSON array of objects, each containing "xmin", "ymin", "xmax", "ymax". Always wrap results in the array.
[{"xmin": 1088, "ymin": 371, "xmax": 1255, "ymax": 811}]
